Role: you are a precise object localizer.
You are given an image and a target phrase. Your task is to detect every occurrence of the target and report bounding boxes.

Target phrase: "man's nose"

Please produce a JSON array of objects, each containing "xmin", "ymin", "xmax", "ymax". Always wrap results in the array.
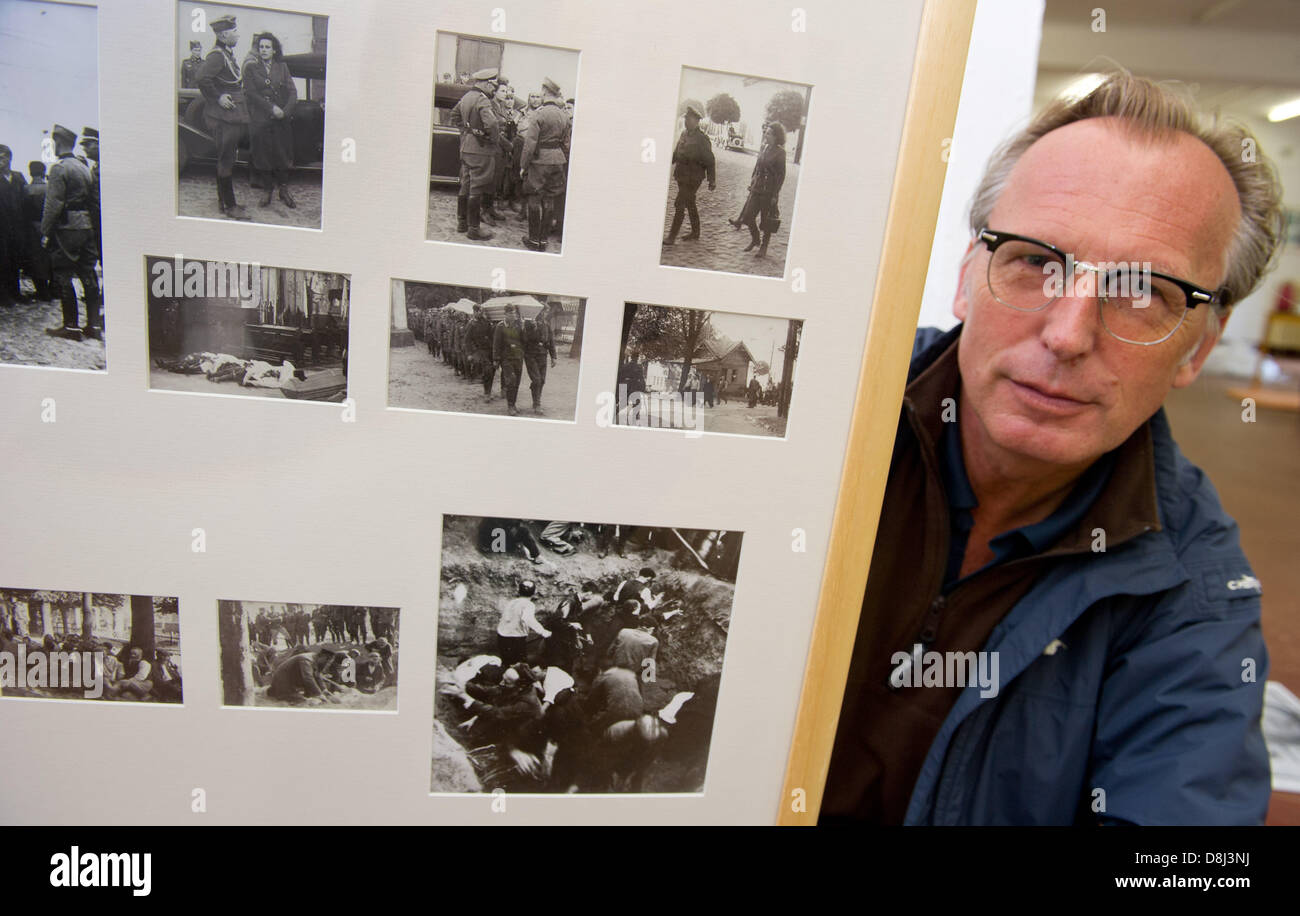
[{"xmin": 1040, "ymin": 275, "xmax": 1101, "ymax": 361}]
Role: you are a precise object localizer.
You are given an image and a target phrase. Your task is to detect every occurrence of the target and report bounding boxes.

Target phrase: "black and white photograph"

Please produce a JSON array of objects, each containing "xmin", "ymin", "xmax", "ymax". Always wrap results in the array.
[
  {"xmin": 433, "ymin": 515, "xmax": 741, "ymax": 794},
  {"xmin": 615, "ymin": 301, "xmax": 801, "ymax": 438},
  {"xmin": 176, "ymin": 2, "xmax": 328, "ymax": 228},
  {"xmin": 0, "ymin": 0, "xmax": 105, "ymax": 368},
  {"xmin": 390, "ymin": 278, "xmax": 585, "ymax": 419},
  {"xmin": 218, "ymin": 601, "xmax": 399, "ymax": 710},
  {"xmin": 660, "ymin": 66, "xmax": 810, "ymax": 278},
  {"xmin": 146, "ymin": 255, "xmax": 349, "ymax": 401},
  {"xmin": 0, "ymin": 589, "xmax": 183, "ymax": 704},
  {"xmin": 427, "ymin": 32, "xmax": 579, "ymax": 253}
]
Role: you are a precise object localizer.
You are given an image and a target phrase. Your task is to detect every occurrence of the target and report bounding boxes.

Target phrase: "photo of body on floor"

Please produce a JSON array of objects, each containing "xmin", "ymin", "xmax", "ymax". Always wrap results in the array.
[{"xmin": 433, "ymin": 516, "xmax": 742, "ymax": 794}]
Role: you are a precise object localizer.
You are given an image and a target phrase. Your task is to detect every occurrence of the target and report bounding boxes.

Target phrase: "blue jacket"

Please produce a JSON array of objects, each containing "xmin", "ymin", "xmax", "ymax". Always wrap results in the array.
[{"xmin": 903, "ymin": 327, "xmax": 1270, "ymax": 825}]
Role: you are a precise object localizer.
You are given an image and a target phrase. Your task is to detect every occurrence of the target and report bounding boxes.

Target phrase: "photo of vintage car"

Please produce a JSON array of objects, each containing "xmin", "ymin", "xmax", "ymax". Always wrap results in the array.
[
  {"xmin": 177, "ymin": 50, "xmax": 326, "ymax": 175},
  {"xmin": 430, "ymin": 81, "xmax": 468, "ymax": 186}
]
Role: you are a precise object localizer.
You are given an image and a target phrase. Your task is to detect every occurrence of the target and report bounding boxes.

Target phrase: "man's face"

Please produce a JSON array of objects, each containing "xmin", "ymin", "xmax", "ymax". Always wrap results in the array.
[
  {"xmin": 685, "ymin": 113, "xmax": 700, "ymax": 130},
  {"xmin": 190, "ymin": 47, "xmax": 202, "ymax": 60},
  {"xmin": 528, "ymin": 92, "xmax": 541, "ymax": 109},
  {"xmin": 953, "ymin": 118, "xmax": 1240, "ymax": 472},
  {"xmin": 0, "ymin": 150, "xmax": 10, "ymax": 172},
  {"xmin": 81, "ymin": 139, "xmax": 98, "ymax": 162},
  {"xmin": 219, "ymin": 29, "xmax": 238, "ymax": 48}
]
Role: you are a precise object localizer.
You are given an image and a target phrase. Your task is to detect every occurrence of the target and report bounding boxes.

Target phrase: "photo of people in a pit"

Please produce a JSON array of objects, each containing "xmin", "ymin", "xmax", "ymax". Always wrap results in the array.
[{"xmin": 432, "ymin": 516, "xmax": 741, "ymax": 794}]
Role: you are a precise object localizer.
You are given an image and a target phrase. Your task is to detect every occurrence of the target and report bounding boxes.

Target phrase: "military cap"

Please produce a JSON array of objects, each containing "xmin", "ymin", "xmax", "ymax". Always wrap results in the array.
[
  {"xmin": 80, "ymin": 127, "xmax": 99, "ymax": 141},
  {"xmin": 684, "ymin": 104, "xmax": 703, "ymax": 120},
  {"xmin": 0, "ymin": 144, "xmax": 10, "ymax": 157},
  {"xmin": 51, "ymin": 124, "xmax": 77, "ymax": 146},
  {"xmin": 189, "ymin": 40, "xmax": 202, "ymax": 50},
  {"xmin": 471, "ymin": 67, "xmax": 499, "ymax": 81},
  {"xmin": 541, "ymin": 77, "xmax": 561, "ymax": 96},
  {"xmin": 211, "ymin": 15, "xmax": 237, "ymax": 32}
]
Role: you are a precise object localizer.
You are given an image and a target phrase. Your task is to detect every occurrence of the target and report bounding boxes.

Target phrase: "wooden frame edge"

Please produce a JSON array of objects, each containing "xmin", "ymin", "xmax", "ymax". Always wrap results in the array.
[{"xmin": 777, "ymin": 0, "xmax": 977, "ymax": 825}]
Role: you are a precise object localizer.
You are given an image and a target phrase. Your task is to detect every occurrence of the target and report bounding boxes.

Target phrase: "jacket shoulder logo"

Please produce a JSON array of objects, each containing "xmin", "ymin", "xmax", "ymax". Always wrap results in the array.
[{"xmin": 1226, "ymin": 575, "xmax": 1261, "ymax": 592}]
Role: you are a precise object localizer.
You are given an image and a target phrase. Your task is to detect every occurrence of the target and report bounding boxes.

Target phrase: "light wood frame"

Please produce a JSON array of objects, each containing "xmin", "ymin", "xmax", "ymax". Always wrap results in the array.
[{"xmin": 778, "ymin": 0, "xmax": 978, "ymax": 825}]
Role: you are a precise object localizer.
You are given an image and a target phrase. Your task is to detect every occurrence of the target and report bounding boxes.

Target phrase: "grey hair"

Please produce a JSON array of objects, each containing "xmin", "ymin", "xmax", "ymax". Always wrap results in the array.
[{"xmin": 969, "ymin": 70, "xmax": 1284, "ymax": 315}]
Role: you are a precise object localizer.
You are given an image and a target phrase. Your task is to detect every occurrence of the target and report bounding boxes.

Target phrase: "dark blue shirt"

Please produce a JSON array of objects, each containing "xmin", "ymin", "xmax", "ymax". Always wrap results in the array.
[{"xmin": 940, "ymin": 416, "xmax": 1116, "ymax": 591}]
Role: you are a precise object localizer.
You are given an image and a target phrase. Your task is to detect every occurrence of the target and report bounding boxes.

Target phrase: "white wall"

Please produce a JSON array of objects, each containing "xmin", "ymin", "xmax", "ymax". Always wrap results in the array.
[{"xmin": 916, "ymin": 0, "xmax": 1044, "ymax": 332}]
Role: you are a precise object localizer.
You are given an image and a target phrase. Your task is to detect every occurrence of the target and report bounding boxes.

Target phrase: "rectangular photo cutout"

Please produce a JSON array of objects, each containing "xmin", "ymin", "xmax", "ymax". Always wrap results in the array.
[
  {"xmin": 146, "ymin": 255, "xmax": 349, "ymax": 402},
  {"xmin": 0, "ymin": 589, "xmax": 182, "ymax": 704},
  {"xmin": 217, "ymin": 601, "xmax": 399, "ymax": 710},
  {"xmin": 615, "ymin": 302, "xmax": 802, "ymax": 438},
  {"xmin": 433, "ymin": 515, "xmax": 741, "ymax": 795},
  {"xmin": 1, "ymin": 0, "xmax": 105, "ymax": 366},
  {"xmin": 389, "ymin": 279, "xmax": 585, "ymax": 420},
  {"xmin": 177, "ymin": 2, "xmax": 328, "ymax": 228},
  {"xmin": 427, "ymin": 33, "xmax": 579, "ymax": 254},
  {"xmin": 660, "ymin": 67, "xmax": 811, "ymax": 278}
]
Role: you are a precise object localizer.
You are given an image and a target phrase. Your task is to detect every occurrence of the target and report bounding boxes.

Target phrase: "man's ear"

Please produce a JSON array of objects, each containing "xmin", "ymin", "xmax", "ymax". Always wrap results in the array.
[
  {"xmin": 1173, "ymin": 310, "xmax": 1226, "ymax": 388},
  {"xmin": 953, "ymin": 241, "xmax": 977, "ymax": 322}
]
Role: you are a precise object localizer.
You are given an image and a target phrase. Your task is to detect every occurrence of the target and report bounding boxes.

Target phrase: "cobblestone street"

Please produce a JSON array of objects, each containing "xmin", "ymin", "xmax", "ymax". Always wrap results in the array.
[
  {"xmin": 178, "ymin": 167, "xmax": 323, "ymax": 229},
  {"xmin": 426, "ymin": 186, "xmax": 565, "ymax": 255},
  {"xmin": 659, "ymin": 150, "xmax": 800, "ymax": 279},
  {"xmin": 389, "ymin": 340, "xmax": 579, "ymax": 420},
  {"xmin": 0, "ymin": 293, "xmax": 106, "ymax": 370}
]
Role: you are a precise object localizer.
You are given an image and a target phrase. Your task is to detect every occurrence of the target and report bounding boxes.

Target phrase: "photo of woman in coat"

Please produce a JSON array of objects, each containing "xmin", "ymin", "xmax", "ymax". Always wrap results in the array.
[
  {"xmin": 729, "ymin": 122, "xmax": 787, "ymax": 259},
  {"xmin": 241, "ymin": 31, "xmax": 297, "ymax": 208}
]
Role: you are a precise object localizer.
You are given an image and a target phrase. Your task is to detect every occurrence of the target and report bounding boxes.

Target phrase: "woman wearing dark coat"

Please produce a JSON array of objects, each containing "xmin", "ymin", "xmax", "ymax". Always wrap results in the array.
[
  {"xmin": 730, "ymin": 122, "xmax": 787, "ymax": 258},
  {"xmin": 242, "ymin": 32, "xmax": 298, "ymax": 208}
]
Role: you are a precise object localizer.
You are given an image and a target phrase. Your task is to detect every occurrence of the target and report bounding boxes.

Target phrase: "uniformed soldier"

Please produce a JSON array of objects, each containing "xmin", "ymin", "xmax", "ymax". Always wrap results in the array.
[
  {"xmin": 664, "ymin": 104, "xmax": 715, "ymax": 245},
  {"xmin": 79, "ymin": 128, "xmax": 101, "ymax": 265},
  {"xmin": 465, "ymin": 304, "xmax": 496, "ymax": 400},
  {"xmin": 519, "ymin": 78, "xmax": 570, "ymax": 252},
  {"xmin": 40, "ymin": 124, "xmax": 101, "ymax": 340},
  {"xmin": 449, "ymin": 68, "xmax": 501, "ymax": 240},
  {"xmin": 486, "ymin": 80, "xmax": 514, "ymax": 223},
  {"xmin": 492, "ymin": 304, "xmax": 527, "ymax": 416},
  {"xmin": 180, "ymin": 40, "xmax": 203, "ymax": 89},
  {"xmin": 195, "ymin": 15, "xmax": 251, "ymax": 220},
  {"xmin": 523, "ymin": 302, "xmax": 557, "ymax": 413}
]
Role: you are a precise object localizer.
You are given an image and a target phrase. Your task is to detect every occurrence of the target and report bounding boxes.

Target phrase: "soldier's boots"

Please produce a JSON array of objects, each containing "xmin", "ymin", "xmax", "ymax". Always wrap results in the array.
[
  {"xmin": 522, "ymin": 202, "xmax": 546, "ymax": 251},
  {"xmin": 45, "ymin": 325, "xmax": 83, "ymax": 341},
  {"xmin": 664, "ymin": 208, "xmax": 686, "ymax": 246},
  {"xmin": 261, "ymin": 185, "xmax": 275, "ymax": 206},
  {"xmin": 219, "ymin": 177, "xmax": 251, "ymax": 221},
  {"xmin": 683, "ymin": 207, "xmax": 701, "ymax": 240},
  {"xmin": 279, "ymin": 184, "xmax": 296, "ymax": 209},
  {"xmin": 457, "ymin": 196, "xmax": 469, "ymax": 234},
  {"xmin": 744, "ymin": 224, "xmax": 761, "ymax": 252},
  {"xmin": 466, "ymin": 198, "xmax": 495, "ymax": 241},
  {"xmin": 756, "ymin": 231, "xmax": 772, "ymax": 258}
]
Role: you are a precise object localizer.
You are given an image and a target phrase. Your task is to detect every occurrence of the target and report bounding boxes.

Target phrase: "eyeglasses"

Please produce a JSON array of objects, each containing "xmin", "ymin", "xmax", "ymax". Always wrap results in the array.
[{"xmin": 976, "ymin": 228, "xmax": 1223, "ymax": 346}]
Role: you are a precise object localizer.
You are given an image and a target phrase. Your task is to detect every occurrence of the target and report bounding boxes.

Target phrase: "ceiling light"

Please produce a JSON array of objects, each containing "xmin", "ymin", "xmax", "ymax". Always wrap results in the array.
[{"xmin": 1267, "ymin": 98, "xmax": 1300, "ymax": 122}]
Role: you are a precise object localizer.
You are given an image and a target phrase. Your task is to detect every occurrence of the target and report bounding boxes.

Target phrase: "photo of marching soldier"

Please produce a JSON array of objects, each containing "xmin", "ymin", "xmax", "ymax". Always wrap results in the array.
[
  {"xmin": 616, "ymin": 302, "xmax": 801, "ymax": 438},
  {"xmin": 176, "ymin": 3, "xmax": 329, "ymax": 228},
  {"xmin": 660, "ymin": 67, "xmax": 811, "ymax": 279},
  {"xmin": 427, "ymin": 33, "xmax": 579, "ymax": 253},
  {"xmin": 217, "ymin": 601, "xmax": 399, "ymax": 711},
  {"xmin": 146, "ymin": 255, "xmax": 350, "ymax": 402},
  {"xmin": 433, "ymin": 515, "xmax": 741, "ymax": 794},
  {"xmin": 0, "ymin": 589, "xmax": 183, "ymax": 704},
  {"xmin": 389, "ymin": 278, "xmax": 586, "ymax": 420},
  {"xmin": 0, "ymin": 1, "xmax": 105, "ymax": 369}
]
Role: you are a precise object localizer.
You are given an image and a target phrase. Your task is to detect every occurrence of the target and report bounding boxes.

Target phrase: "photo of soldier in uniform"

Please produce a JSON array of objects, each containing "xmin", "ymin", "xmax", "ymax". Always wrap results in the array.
[
  {"xmin": 427, "ymin": 33, "xmax": 579, "ymax": 253},
  {"xmin": 615, "ymin": 301, "xmax": 802, "ymax": 438},
  {"xmin": 433, "ymin": 515, "xmax": 741, "ymax": 794},
  {"xmin": 146, "ymin": 255, "xmax": 350, "ymax": 402},
  {"xmin": 0, "ymin": 589, "xmax": 183, "ymax": 704},
  {"xmin": 660, "ymin": 67, "xmax": 811, "ymax": 279},
  {"xmin": 389, "ymin": 278, "xmax": 586, "ymax": 420},
  {"xmin": 0, "ymin": 1, "xmax": 105, "ymax": 369},
  {"xmin": 176, "ymin": 3, "xmax": 329, "ymax": 228},
  {"xmin": 217, "ymin": 601, "xmax": 399, "ymax": 711}
]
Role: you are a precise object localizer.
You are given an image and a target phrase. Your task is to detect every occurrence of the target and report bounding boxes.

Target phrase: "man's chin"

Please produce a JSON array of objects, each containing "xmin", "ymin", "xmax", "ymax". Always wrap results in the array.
[{"xmin": 982, "ymin": 417, "xmax": 1105, "ymax": 469}]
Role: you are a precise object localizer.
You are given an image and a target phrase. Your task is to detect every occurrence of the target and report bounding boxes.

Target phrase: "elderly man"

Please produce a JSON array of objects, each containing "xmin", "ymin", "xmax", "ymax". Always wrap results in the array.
[{"xmin": 821, "ymin": 73, "xmax": 1282, "ymax": 826}]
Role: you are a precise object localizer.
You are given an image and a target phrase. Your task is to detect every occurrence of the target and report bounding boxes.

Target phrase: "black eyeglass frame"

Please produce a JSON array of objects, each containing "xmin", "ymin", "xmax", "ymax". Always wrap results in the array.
[{"xmin": 975, "ymin": 228, "xmax": 1224, "ymax": 344}]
